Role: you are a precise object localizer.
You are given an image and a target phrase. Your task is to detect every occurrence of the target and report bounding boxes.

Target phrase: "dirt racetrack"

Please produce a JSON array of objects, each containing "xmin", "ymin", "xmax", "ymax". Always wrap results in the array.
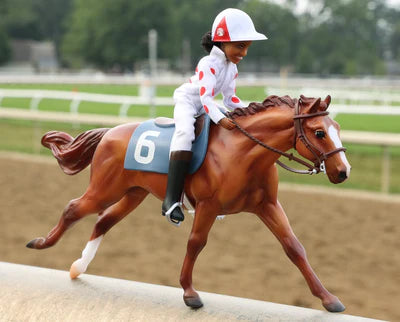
[{"xmin": 0, "ymin": 153, "xmax": 399, "ymax": 321}]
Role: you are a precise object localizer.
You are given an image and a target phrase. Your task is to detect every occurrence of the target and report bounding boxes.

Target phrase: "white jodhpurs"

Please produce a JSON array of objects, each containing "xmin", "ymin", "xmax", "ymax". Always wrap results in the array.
[{"xmin": 170, "ymin": 95, "xmax": 199, "ymax": 152}]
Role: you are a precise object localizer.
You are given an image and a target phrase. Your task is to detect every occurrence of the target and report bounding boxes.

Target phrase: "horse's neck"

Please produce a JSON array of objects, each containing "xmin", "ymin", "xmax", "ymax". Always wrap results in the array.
[
  {"xmin": 237, "ymin": 106, "xmax": 295, "ymax": 154},
  {"xmin": 208, "ymin": 106, "xmax": 295, "ymax": 171}
]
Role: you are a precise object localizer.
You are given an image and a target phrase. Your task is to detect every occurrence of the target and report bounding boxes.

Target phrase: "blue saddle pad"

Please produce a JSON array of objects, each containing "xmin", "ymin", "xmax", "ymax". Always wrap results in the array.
[{"xmin": 124, "ymin": 115, "xmax": 210, "ymax": 174}]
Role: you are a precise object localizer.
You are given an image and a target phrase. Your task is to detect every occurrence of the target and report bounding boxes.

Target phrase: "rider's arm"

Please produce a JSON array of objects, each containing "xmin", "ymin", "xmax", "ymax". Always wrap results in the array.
[
  {"xmin": 222, "ymin": 67, "xmax": 245, "ymax": 111},
  {"xmin": 197, "ymin": 60, "xmax": 226, "ymax": 124}
]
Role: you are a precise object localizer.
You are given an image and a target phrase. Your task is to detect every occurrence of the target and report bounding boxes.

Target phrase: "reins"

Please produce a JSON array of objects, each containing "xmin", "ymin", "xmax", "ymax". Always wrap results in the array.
[{"xmin": 228, "ymin": 98, "xmax": 346, "ymax": 175}]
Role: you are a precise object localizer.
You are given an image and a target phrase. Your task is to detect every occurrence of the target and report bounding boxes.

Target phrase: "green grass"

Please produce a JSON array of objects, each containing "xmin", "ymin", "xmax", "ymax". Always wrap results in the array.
[
  {"xmin": 0, "ymin": 118, "xmax": 96, "ymax": 155},
  {"xmin": 1, "ymin": 97, "xmax": 32, "ymax": 109},
  {"xmin": 0, "ymin": 83, "xmax": 138, "ymax": 95},
  {"xmin": 334, "ymin": 114, "xmax": 400, "ymax": 133},
  {"xmin": 38, "ymin": 99, "xmax": 71, "ymax": 112}
]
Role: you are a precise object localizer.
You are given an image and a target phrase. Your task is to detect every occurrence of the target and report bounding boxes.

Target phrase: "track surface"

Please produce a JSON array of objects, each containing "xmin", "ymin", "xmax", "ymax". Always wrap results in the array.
[{"xmin": 0, "ymin": 154, "xmax": 398, "ymax": 321}]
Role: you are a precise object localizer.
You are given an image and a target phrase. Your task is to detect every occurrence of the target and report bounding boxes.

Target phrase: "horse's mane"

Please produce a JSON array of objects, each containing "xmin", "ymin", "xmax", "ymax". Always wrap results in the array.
[{"xmin": 227, "ymin": 95, "xmax": 296, "ymax": 119}]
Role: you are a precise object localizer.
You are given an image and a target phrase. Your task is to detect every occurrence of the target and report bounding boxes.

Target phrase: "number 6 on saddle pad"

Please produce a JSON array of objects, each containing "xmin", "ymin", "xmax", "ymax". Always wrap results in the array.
[{"xmin": 124, "ymin": 115, "xmax": 210, "ymax": 174}]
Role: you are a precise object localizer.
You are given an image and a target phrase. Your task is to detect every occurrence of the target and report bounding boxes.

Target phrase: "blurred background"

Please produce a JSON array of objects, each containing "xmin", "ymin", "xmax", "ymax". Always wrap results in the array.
[
  {"xmin": 1, "ymin": 0, "xmax": 400, "ymax": 75},
  {"xmin": 0, "ymin": 1, "xmax": 399, "ymax": 321}
]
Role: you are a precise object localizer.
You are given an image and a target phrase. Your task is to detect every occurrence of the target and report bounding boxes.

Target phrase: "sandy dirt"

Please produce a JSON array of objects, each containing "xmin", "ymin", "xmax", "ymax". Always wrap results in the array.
[{"xmin": 0, "ymin": 154, "xmax": 399, "ymax": 321}]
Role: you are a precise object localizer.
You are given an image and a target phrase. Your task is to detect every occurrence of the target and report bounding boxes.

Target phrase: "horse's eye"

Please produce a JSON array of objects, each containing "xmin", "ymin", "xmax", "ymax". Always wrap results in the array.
[{"xmin": 315, "ymin": 130, "xmax": 325, "ymax": 138}]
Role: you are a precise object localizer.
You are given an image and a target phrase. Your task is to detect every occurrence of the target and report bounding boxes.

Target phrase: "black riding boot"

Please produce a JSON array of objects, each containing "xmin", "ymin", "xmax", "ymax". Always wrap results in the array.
[{"xmin": 162, "ymin": 150, "xmax": 193, "ymax": 224}]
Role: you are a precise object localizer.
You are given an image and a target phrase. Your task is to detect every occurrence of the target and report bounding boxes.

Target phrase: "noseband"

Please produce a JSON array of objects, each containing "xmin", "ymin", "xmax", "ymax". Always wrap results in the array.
[{"xmin": 229, "ymin": 97, "xmax": 347, "ymax": 175}]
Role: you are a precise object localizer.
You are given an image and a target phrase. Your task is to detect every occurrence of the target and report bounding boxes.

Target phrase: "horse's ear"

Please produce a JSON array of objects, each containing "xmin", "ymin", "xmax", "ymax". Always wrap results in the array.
[
  {"xmin": 320, "ymin": 95, "xmax": 331, "ymax": 111},
  {"xmin": 302, "ymin": 97, "xmax": 321, "ymax": 115}
]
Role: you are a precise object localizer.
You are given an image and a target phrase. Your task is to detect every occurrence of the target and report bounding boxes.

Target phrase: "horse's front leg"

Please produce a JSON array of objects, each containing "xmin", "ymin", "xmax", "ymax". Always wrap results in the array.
[
  {"xmin": 180, "ymin": 201, "xmax": 217, "ymax": 309},
  {"xmin": 257, "ymin": 200, "xmax": 345, "ymax": 313}
]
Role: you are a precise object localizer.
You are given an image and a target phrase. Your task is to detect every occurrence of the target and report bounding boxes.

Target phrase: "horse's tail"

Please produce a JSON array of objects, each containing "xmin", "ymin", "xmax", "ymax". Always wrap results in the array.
[{"xmin": 41, "ymin": 128, "xmax": 110, "ymax": 175}]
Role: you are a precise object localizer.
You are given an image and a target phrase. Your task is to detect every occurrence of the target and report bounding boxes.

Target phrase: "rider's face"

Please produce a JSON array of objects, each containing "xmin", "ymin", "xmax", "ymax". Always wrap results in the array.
[{"xmin": 221, "ymin": 41, "xmax": 252, "ymax": 64}]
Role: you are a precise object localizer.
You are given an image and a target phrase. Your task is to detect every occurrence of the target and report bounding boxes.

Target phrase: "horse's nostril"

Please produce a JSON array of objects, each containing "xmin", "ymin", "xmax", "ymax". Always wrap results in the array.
[{"xmin": 338, "ymin": 171, "xmax": 347, "ymax": 181}]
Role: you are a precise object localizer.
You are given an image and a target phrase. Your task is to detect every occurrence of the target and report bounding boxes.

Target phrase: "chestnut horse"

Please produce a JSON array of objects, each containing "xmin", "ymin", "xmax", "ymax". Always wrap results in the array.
[{"xmin": 27, "ymin": 95, "xmax": 351, "ymax": 312}]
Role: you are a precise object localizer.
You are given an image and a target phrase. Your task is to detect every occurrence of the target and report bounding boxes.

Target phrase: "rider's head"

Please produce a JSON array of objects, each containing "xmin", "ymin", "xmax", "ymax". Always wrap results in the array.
[{"xmin": 201, "ymin": 8, "xmax": 267, "ymax": 64}]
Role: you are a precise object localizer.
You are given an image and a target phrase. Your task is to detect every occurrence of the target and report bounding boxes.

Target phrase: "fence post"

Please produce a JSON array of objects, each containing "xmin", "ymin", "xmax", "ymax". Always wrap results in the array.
[
  {"xmin": 148, "ymin": 29, "xmax": 157, "ymax": 118},
  {"xmin": 381, "ymin": 145, "xmax": 391, "ymax": 193},
  {"xmin": 119, "ymin": 101, "xmax": 131, "ymax": 118},
  {"xmin": 30, "ymin": 93, "xmax": 42, "ymax": 111}
]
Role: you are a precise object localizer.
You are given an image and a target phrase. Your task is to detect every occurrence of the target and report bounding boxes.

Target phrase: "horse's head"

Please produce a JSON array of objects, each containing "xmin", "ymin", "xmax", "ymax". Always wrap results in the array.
[{"xmin": 294, "ymin": 95, "xmax": 351, "ymax": 184}]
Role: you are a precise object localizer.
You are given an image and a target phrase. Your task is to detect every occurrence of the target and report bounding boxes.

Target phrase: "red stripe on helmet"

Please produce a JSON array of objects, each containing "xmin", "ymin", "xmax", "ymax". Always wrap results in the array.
[{"xmin": 213, "ymin": 17, "xmax": 231, "ymax": 42}]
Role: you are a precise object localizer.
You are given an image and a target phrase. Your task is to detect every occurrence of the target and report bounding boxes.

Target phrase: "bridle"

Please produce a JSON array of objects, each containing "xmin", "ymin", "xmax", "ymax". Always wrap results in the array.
[{"xmin": 229, "ymin": 97, "xmax": 347, "ymax": 175}]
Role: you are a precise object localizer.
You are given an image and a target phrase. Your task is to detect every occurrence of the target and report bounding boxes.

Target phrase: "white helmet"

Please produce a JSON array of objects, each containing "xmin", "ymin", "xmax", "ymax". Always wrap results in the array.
[{"xmin": 212, "ymin": 8, "xmax": 267, "ymax": 42}]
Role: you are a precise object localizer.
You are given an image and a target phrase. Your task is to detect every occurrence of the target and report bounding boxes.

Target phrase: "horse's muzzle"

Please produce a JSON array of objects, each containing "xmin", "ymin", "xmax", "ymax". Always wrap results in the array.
[{"xmin": 338, "ymin": 170, "xmax": 348, "ymax": 183}]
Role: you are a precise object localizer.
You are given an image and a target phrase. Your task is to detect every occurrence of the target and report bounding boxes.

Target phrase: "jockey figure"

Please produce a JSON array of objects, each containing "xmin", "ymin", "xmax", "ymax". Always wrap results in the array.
[{"xmin": 162, "ymin": 8, "xmax": 267, "ymax": 224}]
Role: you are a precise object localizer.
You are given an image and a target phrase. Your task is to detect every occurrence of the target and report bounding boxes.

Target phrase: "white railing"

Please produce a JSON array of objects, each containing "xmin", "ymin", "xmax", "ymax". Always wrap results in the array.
[
  {"xmin": 267, "ymin": 87, "xmax": 400, "ymax": 113},
  {"xmin": 0, "ymin": 89, "xmax": 176, "ymax": 118},
  {"xmin": 0, "ymin": 262, "xmax": 383, "ymax": 322},
  {"xmin": 1, "ymin": 89, "xmax": 399, "ymax": 117}
]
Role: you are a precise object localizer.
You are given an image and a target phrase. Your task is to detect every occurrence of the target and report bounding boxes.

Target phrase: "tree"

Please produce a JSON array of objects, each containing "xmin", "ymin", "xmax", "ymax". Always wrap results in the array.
[
  {"xmin": 170, "ymin": 0, "xmax": 242, "ymax": 70},
  {"xmin": 62, "ymin": 0, "xmax": 176, "ymax": 71},
  {"xmin": 0, "ymin": 0, "xmax": 72, "ymax": 64},
  {"xmin": 296, "ymin": 0, "xmax": 387, "ymax": 75},
  {"xmin": 384, "ymin": 5, "xmax": 400, "ymax": 63},
  {"xmin": 0, "ymin": 0, "xmax": 10, "ymax": 65},
  {"xmin": 32, "ymin": 0, "xmax": 72, "ymax": 63},
  {"xmin": 1, "ymin": 0, "xmax": 41, "ymax": 40},
  {"xmin": 0, "ymin": 27, "xmax": 11, "ymax": 65},
  {"xmin": 0, "ymin": 0, "xmax": 396, "ymax": 75},
  {"xmin": 240, "ymin": 0, "xmax": 300, "ymax": 72}
]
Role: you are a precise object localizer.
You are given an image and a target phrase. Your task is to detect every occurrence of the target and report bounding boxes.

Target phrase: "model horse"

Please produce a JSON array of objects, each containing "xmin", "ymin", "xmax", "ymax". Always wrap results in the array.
[{"xmin": 27, "ymin": 95, "xmax": 351, "ymax": 312}]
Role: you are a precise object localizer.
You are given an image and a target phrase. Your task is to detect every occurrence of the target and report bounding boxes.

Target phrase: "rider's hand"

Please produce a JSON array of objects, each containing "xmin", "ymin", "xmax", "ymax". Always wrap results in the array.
[{"xmin": 218, "ymin": 117, "xmax": 236, "ymax": 130}]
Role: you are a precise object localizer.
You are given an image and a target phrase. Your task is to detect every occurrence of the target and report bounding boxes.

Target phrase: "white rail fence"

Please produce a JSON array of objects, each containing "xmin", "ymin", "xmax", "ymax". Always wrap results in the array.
[
  {"xmin": 0, "ymin": 89, "xmax": 176, "ymax": 118},
  {"xmin": 0, "ymin": 262, "xmax": 384, "ymax": 322},
  {"xmin": 266, "ymin": 87, "xmax": 400, "ymax": 115},
  {"xmin": 1, "ymin": 89, "xmax": 400, "ymax": 118}
]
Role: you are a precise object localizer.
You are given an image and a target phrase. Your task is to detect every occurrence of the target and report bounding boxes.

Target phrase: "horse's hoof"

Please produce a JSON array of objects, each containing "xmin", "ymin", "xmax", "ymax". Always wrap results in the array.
[
  {"xmin": 184, "ymin": 295, "xmax": 204, "ymax": 309},
  {"xmin": 26, "ymin": 237, "xmax": 45, "ymax": 249},
  {"xmin": 69, "ymin": 263, "xmax": 81, "ymax": 279},
  {"xmin": 323, "ymin": 299, "xmax": 346, "ymax": 312}
]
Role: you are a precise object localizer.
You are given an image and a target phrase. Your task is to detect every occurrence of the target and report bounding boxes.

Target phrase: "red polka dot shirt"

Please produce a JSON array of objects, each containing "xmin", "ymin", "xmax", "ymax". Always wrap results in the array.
[{"xmin": 181, "ymin": 46, "xmax": 244, "ymax": 124}]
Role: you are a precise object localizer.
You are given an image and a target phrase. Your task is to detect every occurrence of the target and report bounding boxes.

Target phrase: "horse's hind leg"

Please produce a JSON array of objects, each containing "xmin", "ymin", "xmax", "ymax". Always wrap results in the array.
[
  {"xmin": 257, "ymin": 200, "xmax": 345, "ymax": 313},
  {"xmin": 70, "ymin": 187, "xmax": 149, "ymax": 279},
  {"xmin": 26, "ymin": 190, "xmax": 116, "ymax": 250}
]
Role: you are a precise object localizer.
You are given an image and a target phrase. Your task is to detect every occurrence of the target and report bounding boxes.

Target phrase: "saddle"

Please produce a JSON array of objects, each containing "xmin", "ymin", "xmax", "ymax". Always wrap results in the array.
[{"xmin": 124, "ymin": 114, "xmax": 210, "ymax": 174}]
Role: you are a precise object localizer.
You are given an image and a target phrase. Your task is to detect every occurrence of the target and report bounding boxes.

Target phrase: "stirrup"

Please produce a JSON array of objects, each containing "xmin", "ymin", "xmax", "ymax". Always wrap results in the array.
[{"xmin": 164, "ymin": 202, "xmax": 183, "ymax": 227}]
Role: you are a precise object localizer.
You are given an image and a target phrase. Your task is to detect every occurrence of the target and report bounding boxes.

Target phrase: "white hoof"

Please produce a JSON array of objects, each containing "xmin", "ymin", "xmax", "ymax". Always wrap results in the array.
[{"xmin": 69, "ymin": 259, "xmax": 86, "ymax": 279}]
